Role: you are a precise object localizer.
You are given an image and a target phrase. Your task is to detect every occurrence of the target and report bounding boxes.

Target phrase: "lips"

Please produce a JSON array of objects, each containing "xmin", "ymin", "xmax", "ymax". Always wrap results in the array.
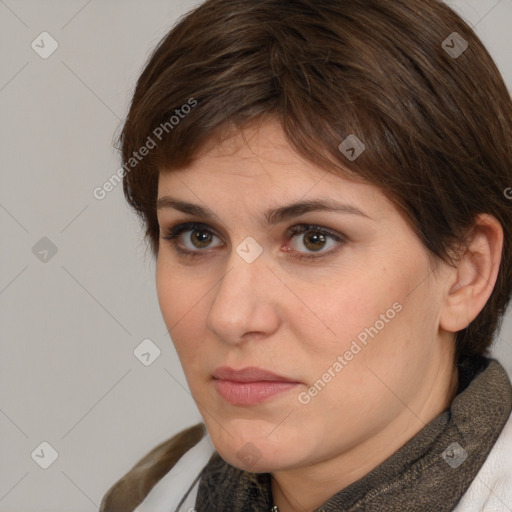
[
  {"xmin": 212, "ymin": 366, "xmax": 298, "ymax": 383},
  {"xmin": 212, "ymin": 366, "xmax": 300, "ymax": 406}
]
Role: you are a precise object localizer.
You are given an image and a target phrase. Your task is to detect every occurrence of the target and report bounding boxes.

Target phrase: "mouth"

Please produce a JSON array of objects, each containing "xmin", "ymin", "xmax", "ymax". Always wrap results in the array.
[{"xmin": 212, "ymin": 366, "xmax": 301, "ymax": 406}]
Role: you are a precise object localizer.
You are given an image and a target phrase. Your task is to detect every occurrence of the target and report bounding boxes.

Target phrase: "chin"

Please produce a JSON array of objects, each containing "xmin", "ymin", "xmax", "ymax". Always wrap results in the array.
[
  {"xmin": 210, "ymin": 431, "xmax": 303, "ymax": 473},
  {"xmin": 219, "ymin": 446, "xmax": 289, "ymax": 473}
]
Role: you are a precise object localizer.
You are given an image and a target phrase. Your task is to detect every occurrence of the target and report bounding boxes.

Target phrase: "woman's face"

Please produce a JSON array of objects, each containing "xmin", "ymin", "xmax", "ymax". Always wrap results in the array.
[{"xmin": 155, "ymin": 119, "xmax": 456, "ymax": 474}]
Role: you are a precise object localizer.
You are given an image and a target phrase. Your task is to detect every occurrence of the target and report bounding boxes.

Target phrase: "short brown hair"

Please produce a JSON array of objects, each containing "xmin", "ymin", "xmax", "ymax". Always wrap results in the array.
[{"xmin": 118, "ymin": 0, "xmax": 512, "ymax": 363}]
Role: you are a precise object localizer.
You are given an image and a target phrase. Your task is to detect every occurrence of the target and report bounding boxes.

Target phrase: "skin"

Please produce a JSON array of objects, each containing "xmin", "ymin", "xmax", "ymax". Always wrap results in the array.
[{"xmin": 155, "ymin": 119, "xmax": 503, "ymax": 512}]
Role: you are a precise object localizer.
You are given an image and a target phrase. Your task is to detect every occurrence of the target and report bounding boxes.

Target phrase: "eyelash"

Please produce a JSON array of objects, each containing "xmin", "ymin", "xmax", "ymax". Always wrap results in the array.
[{"xmin": 161, "ymin": 222, "xmax": 346, "ymax": 262}]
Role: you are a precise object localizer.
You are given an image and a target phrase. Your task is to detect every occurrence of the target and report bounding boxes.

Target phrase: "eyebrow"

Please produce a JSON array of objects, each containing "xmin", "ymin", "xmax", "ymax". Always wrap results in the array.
[{"xmin": 156, "ymin": 196, "xmax": 372, "ymax": 226}]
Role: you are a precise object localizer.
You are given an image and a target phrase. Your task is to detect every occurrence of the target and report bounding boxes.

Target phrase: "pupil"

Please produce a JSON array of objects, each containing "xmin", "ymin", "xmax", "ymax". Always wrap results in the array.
[
  {"xmin": 305, "ymin": 232, "xmax": 326, "ymax": 251},
  {"xmin": 193, "ymin": 230, "xmax": 211, "ymax": 248}
]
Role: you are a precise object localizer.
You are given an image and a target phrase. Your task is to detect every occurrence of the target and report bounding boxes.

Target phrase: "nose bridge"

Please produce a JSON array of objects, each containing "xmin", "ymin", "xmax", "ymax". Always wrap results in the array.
[
  {"xmin": 216, "ymin": 233, "xmax": 267, "ymax": 303},
  {"xmin": 206, "ymin": 245, "xmax": 278, "ymax": 342},
  {"xmin": 215, "ymin": 246, "xmax": 265, "ymax": 313}
]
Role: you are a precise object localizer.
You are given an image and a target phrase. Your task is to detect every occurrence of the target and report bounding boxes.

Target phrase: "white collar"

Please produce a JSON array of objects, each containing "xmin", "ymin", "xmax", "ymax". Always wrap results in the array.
[
  {"xmin": 134, "ymin": 431, "xmax": 215, "ymax": 512},
  {"xmin": 453, "ymin": 408, "xmax": 512, "ymax": 511}
]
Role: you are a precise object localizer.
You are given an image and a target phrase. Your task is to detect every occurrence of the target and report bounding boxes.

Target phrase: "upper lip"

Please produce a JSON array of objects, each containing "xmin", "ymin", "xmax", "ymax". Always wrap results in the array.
[{"xmin": 212, "ymin": 366, "xmax": 298, "ymax": 383}]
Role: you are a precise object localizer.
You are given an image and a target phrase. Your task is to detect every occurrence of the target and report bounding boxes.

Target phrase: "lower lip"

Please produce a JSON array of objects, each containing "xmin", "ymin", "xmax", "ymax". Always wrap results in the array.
[{"xmin": 213, "ymin": 379, "xmax": 299, "ymax": 406}]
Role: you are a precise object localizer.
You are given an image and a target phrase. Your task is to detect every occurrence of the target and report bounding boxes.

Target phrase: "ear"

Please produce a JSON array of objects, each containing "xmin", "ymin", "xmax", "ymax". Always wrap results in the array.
[{"xmin": 439, "ymin": 214, "xmax": 503, "ymax": 333}]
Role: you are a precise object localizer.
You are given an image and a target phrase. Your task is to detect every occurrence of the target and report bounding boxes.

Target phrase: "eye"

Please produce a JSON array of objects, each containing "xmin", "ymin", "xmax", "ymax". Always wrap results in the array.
[
  {"xmin": 286, "ymin": 224, "xmax": 345, "ymax": 261},
  {"xmin": 161, "ymin": 222, "xmax": 222, "ymax": 257},
  {"xmin": 160, "ymin": 221, "xmax": 346, "ymax": 261}
]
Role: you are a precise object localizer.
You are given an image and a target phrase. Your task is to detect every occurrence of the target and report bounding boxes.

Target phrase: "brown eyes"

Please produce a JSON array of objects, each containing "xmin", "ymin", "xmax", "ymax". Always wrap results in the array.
[{"xmin": 161, "ymin": 221, "xmax": 346, "ymax": 262}]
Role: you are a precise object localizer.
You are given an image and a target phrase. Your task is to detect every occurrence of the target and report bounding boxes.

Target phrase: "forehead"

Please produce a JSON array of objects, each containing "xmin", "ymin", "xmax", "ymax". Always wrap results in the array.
[
  {"xmin": 156, "ymin": 119, "xmax": 400, "ymax": 227},
  {"xmin": 159, "ymin": 120, "xmax": 372, "ymax": 197}
]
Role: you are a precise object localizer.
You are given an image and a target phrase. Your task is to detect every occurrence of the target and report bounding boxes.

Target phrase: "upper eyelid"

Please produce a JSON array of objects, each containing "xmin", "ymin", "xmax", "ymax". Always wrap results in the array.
[
  {"xmin": 164, "ymin": 221, "xmax": 342, "ymax": 237},
  {"xmin": 163, "ymin": 221, "xmax": 345, "ymax": 247}
]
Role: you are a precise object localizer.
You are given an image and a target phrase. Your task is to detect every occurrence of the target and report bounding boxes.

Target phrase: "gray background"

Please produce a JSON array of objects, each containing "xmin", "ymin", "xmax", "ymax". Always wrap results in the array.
[{"xmin": 0, "ymin": 1, "xmax": 511, "ymax": 510}]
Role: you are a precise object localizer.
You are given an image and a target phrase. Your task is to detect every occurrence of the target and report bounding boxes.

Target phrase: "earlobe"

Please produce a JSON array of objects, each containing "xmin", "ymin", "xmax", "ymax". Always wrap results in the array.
[{"xmin": 439, "ymin": 214, "xmax": 503, "ymax": 333}]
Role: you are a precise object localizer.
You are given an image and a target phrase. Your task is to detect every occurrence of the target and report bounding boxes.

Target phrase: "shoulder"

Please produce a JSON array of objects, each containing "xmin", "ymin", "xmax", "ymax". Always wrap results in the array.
[
  {"xmin": 454, "ymin": 409, "xmax": 512, "ymax": 511},
  {"xmin": 99, "ymin": 422, "xmax": 207, "ymax": 512}
]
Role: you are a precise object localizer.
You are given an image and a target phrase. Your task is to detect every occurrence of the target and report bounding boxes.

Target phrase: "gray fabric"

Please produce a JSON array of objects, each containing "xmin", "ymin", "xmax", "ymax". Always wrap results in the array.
[{"xmin": 195, "ymin": 355, "xmax": 512, "ymax": 511}]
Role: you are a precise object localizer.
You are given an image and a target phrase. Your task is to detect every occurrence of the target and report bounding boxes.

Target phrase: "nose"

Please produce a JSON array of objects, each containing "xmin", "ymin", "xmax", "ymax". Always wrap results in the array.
[{"xmin": 205, "ymin": 249, "xmax": 281, "ymax": 345}]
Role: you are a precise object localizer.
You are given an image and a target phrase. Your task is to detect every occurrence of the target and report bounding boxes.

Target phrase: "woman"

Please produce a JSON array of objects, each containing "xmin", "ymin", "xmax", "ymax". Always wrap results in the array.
[{"xmin": 100, "ymin": 0, "xmax": 512, "ymax": 510}]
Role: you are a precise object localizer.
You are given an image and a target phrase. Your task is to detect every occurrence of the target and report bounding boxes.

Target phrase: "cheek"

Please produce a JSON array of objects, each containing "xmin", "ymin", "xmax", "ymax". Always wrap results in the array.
[
  {"xmin": 156, "ymin": 261, "xmax": 206, "ymax": 354},
  {"xmin": 301, "ymin": 256, "xmax": 427, "ymax": 380},
  {"xmin": 304, "ymin": 274, "xmax": 398, "ymax": 357},
  {"xmin": 313, "ymin": 276, "xmax": 435, "ymax": 404},
  {"xmin": 156, "ymin": 256, "xmax": 200, "ymax": 320}
]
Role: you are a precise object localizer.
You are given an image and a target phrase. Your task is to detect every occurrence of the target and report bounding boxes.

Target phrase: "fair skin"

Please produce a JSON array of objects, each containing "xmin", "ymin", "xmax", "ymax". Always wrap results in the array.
[{"xmin": 155, "ymin": 119, "xmax": 503, "ymax": 512}]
